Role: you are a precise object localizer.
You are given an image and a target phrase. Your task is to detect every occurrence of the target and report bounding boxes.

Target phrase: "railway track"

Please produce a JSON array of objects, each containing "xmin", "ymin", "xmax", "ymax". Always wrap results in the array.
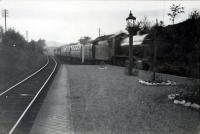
[{"xmin": 0, "ymin": 56, "xmax": 57, "ymax": 134}]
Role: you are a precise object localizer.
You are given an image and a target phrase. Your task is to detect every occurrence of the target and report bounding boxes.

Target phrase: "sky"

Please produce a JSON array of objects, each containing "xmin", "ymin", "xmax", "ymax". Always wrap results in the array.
[{"xmin": 0, "ymin": 0, "xmax": 200, "ymax": 46}]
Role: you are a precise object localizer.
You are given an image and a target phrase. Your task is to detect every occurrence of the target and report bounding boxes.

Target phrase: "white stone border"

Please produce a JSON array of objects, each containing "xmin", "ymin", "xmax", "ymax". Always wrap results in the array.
[
  {"xmin": 139, "ymin": 79, "xmax": 176, "ymax": 86},
  {"xmin": 168, "ymin": 94, "xmax": 200, "ymax": 110},
  {"xmin": 98, "ymin": 66, "xmax": 107, "ymax": 70}
]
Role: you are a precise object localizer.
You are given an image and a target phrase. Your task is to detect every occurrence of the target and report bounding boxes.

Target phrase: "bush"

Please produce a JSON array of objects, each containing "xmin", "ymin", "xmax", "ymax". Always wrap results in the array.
[
  {"xmin": 2, "ymin": 29, "xmax": 26, "ymax": 48},
  {"xmin": 157, "ymin": 63, "xmax": 188, "ymax": 76},
  {"xmin": 175, "ymin": 84, "xmax": 200, "ymax": 104},
  {"xmin": 0, "ymin": 45, "xmax": 46, "ymax": 90},
  {"xmin": 145, "ymin": 18, "xmax": 200, "ymax": 77}
]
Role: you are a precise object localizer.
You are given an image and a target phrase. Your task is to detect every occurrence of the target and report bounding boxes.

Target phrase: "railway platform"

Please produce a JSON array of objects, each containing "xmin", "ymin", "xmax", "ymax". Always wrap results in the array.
[{"xmin": 30, "ymin": 64, "xmax": 199, "ymax": 134}]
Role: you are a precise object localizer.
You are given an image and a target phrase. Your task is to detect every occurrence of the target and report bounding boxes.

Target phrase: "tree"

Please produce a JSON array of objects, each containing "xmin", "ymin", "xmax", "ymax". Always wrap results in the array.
[
  {"xmin": 0, "ymin": 26, "xmax": 3, "ymax": 43},
  {"xmin": 139, "ymin": 16, "xmax": 152, "ymax": 34},
  {"xmin": 79, "ymin": 36, "xmax": 91, "ymax": 45},
  {"xmin": 35, "ymin": 39, "xmax": 46, "ymax": 53},
  {"xmin": 126, "ymin": 21, "xmax": 141, "ymax": 35},
  {"xmin": 189, "ymin": 10, "xmax": 200, "ymax": 20},
  {"xmin": 28, "ymin": 40, "xmax": 36, "ymax": 51},
  {"xmin": 168, "ymin": 4, "xmax": 184, "ymax": 25},
  {"xmin": 2, "ymin": 29, "xmax": 26, "ymax": 48}
]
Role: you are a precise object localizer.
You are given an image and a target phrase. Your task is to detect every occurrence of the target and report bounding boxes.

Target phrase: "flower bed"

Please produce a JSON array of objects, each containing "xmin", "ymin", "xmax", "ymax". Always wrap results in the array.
[
  {"xmin": 139, "ymin": 79, "xmax": 176, "ymax": 86},
  {"xmin": 168, "ymin": 84, "xmax": 200, "ymax": 110},
  {"xmin": 168, "ymin": 94, "xmax": 200, "ymax": 110}
]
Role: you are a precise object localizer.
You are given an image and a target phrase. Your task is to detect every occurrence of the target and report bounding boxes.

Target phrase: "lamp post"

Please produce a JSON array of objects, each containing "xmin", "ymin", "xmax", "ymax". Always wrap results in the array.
[
  {"xmin": 82, "ymin": 43, "xmax": 85, "ymax": 63},
  {"xmin": 126, "ymin": 11, "xmax": 138, "ymax": 75}
]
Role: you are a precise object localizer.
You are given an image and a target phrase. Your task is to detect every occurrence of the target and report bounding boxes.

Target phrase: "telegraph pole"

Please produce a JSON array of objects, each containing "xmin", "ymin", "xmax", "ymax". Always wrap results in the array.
[{"xmin": 2, "ymin": 9, "xmax": 8, "ymax": 32}]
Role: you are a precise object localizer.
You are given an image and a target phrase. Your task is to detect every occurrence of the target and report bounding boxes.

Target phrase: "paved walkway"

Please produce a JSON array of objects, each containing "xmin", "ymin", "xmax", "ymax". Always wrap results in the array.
[{"xmin": 30, "ymin": 65, "xmax": 73, "ymax": 134}]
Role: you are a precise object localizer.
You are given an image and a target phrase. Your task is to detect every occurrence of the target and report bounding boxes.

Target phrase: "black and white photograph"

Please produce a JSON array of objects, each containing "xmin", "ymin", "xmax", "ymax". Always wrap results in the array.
[{"xmin": 0, "ymin": 0, "xmax": 199, "ymax": 134}]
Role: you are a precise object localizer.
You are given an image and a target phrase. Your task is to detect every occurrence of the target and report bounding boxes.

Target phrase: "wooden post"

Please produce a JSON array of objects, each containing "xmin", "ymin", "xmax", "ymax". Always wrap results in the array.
[
  {"xmin": 82, "ymin": 44, "xmax": 85, "ymax": 64},
  {"xmin": 128, "ymin": 34, "xmax": 133, "ymax": 75},
  {"xmin": 113, "ymin": 38, "xmax": 116, "ymax": 65},
  {"xmin": 152, "ymin": 39, "xmax": 158, "ymax": 81}
]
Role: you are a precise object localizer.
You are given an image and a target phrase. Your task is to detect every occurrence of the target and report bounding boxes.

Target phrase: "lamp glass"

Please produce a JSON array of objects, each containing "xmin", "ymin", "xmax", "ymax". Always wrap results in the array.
[{"xmin": 127, "ymin": 19, "xmax": 135, "ymax": 28}]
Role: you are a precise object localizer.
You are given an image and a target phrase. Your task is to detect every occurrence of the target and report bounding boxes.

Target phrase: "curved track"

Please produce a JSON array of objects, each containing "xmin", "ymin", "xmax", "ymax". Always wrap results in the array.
[
  {"xmin": 0, "ymin": 56, "xmax": 57, "ymax": 134},
  {"xmin": 0, "ymin": 56, "xmax": 50, "ymax": 96}
]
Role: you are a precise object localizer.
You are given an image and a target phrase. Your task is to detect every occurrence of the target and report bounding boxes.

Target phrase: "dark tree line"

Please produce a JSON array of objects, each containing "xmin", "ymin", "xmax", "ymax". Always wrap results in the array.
[
  {"xmin": 28, "ymin": 39, "xmax": 46, "ymax": 54},
  {"xmin": 0, "ymin": 28, "xmax": 46, "ymax": 54},
  {"xmin": 2, "ymin": 29, "xmax": 27, "ymax": 48}
]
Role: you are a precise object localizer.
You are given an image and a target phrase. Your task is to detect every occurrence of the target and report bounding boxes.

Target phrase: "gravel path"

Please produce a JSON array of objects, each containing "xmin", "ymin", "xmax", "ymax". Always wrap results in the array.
[{"xmin": 66, "ymin": 65, "xmax": 199, "ymax": 134}]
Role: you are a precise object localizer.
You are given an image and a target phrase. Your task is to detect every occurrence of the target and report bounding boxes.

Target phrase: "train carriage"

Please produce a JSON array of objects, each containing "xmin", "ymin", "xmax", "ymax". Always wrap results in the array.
[
  {"xmin": 54, "ymin": 31, "xmax": 149, "ymax": 67},
  {"xmin": 65, "ymin": 45, "xmax": 71, "ymax": 57},
  {"xmin": 70, "ymin": 43, "xmax": 81, "ymax": 58}
]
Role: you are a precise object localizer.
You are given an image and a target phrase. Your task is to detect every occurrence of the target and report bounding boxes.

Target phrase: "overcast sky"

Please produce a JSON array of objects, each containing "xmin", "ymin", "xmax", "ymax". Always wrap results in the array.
[{"xmin": 0, "ymin": 0, "xmax": 200, "ymax": 45}]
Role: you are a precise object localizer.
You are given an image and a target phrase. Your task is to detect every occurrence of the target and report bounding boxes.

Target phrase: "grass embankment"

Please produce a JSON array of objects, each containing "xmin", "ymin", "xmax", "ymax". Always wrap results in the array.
[{"xmin": 0, "ymin": 45, "xmax": 46, "ymax": 91}]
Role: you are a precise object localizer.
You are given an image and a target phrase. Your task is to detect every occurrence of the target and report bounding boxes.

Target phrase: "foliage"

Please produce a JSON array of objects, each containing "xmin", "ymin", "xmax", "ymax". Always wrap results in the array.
[
  {"xmin": 28, "ymin": 39, "xmax": 46, "ymax": 54},
  {"xmin": 121, "ymin": 45, "xmax": 145, "ymax": 58},
  {"xmin": 28, "ymin": 40, "xmax": 37, "ymax": 50},
  {"xmin": 2, "ymin": 29, "xmax": 27, "ymax": 48},
  {"xmin": 174, "ymin": 84, "xmax": 200, "ymax": 104},
  {"xmin": 168, "ymin": 4, "xmax": 184, "ymax": 24},
  {"xmin": 36, "ymin": 39, "xmax": 46, "ymax": 53},
  {"xmin": 0, "ymin": 26, "xmax": 3, "ymax": 34},
  {"xmin": 189, "ymin": 10, "xmax": 200, "ymax": 20},
  {"xmin": 0, "ymin": 26, "xmax": 3, "ymax": 43},
  {"xmin": 150, "ymin": 20, "xmax": 164, "ymax": 81},
  {"xmin": 144, "ymin": 17, "xmax": 200, "ymax": 78},
  {"xmin": 150, "ymin": 20, "xmax": 164, "ymax": 38},
  {"xmin": 1, "ymin": 28, "xmax": 46, "ymax": 54},
  {"xmin": 138, "ymin": 16, "xmax": 152, "ymax": 34},
  {"xmin": 126, "ymin": 22, "xmax": 140, "ymax": 35},
  {"xmin": 79, "ymin": 36, "xmax": 91, "ymax": 45}
]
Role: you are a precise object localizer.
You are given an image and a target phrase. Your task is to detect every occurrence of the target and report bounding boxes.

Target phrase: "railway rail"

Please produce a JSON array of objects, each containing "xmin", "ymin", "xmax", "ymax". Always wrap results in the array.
[{"xmin": 0, "ymin": 56, "xmax": 57, "ymax": 134}]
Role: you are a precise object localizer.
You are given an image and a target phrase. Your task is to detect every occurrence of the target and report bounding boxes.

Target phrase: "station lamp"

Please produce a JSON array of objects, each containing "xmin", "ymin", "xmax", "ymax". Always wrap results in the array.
[{"xmin": 126, "ymin": 10, "xmax": 138, "ymax": 75}]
